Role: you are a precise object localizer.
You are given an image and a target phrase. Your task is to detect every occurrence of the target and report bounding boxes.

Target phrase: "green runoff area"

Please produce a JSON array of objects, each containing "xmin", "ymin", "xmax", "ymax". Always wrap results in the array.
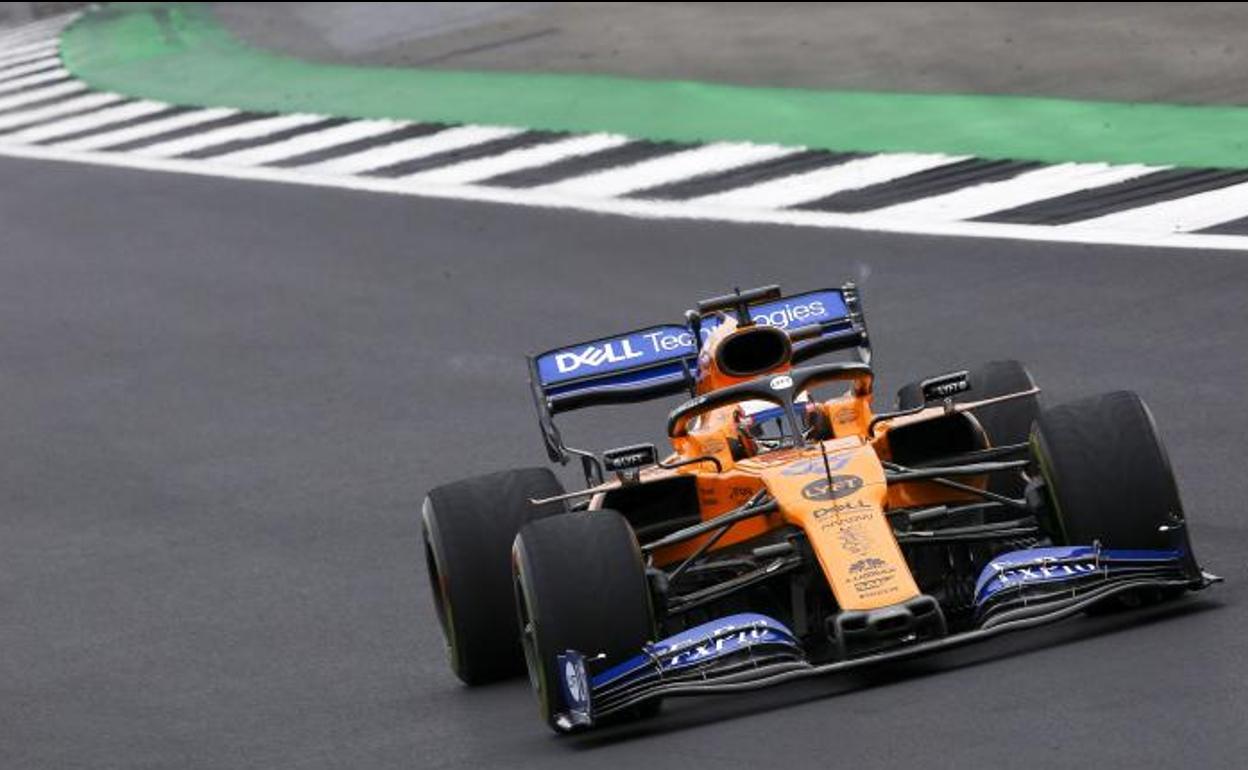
[{"xmin": 60, "ymin": 3, "xmax": 1248, "ymax": 168}]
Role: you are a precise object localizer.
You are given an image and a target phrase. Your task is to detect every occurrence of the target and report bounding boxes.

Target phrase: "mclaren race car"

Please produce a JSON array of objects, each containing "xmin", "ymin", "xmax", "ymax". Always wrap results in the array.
[{"xmin": 420, "ymin": 283, "xmax": 1217, "ymax": 733}]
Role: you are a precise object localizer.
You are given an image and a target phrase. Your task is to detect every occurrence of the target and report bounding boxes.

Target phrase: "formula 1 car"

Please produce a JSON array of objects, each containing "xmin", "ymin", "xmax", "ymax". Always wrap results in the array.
[{"xmin": 421, "ymin": 283, "xmax": 1217, "ymax": 733}]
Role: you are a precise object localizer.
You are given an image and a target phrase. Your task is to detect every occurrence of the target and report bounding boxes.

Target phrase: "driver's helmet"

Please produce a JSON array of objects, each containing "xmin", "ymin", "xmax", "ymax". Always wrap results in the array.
[{"xmin": 732, "ymin": 394, "xmax": 818, "ymax": 455}]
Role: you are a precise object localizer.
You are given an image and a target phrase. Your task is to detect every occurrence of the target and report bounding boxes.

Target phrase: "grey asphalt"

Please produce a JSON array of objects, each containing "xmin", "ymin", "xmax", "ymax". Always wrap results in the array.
[
  {"xmin": 218, "ymin": 2, "xmax": 1248, "ymax": 104},
  {"xmin": 1, "ymin": 154, "xmax": 1245, "ymax": 769},
  {"xmin": 0, "ymin": 3, "xmax": 85, "ymax": 26}
]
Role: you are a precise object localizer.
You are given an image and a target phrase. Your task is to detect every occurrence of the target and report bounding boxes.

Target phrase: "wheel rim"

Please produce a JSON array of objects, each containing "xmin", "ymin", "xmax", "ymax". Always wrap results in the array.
[
  {"xmin": 1029, "ymin": 430, "xmax": 1070, "ymax": 544},
  {"xmin": 421, "ymin": 501, "xmax": 459, "ymax": 671},
  {"xmin": 423, "ymin": 537, "xmax": 451, "ymax": 638},
  {"xmin": 513, "ymin": 558, "xmax": 543, "ymax": 695}
]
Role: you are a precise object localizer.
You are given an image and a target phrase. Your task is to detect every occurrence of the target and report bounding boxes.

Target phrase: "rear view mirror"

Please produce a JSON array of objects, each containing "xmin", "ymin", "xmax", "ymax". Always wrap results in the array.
[
  {"xmin": 920, "ymin": 371, "xmax": 970, "ymax": 403},
  {"xmin": 602, "ymin": 443, "xmax": 658, "ymax": 482}
]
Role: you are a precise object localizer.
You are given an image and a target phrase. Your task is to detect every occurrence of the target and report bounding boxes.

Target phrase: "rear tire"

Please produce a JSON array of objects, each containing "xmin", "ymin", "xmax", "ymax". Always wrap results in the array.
[
  {"xmin": 1030, "ymin": 391, "xmax": 1197, "ymax": 575},
  {"xmin": 898, "ymin": 360, "xmax": 1039, "ymax": 495},
  {"xmin": 421, "ymin": 467, "xmax": 566, "ymax": 685},
  {"xmin": 513, "ymin": 510, "xmax": 656, "ymax": 731}
]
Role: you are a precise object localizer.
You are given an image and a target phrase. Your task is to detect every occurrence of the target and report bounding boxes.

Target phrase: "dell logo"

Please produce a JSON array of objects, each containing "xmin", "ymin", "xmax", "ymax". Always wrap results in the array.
[{"xmin": 554, "ymin": 340, "xmax": 643, "ymax": 373}]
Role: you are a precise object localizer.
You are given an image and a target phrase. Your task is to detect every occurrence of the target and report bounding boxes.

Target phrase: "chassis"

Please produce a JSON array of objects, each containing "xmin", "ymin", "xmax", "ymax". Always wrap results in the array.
[{"xmin": 421, "ymin": 284, "xmax": 1217, "ymax": 732}]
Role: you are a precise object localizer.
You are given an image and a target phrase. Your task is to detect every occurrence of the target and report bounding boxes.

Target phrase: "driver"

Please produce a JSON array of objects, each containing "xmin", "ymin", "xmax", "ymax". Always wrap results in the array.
[{"xmin": 732, "ymin": 396, "xmax": 835, "ymax": 459}]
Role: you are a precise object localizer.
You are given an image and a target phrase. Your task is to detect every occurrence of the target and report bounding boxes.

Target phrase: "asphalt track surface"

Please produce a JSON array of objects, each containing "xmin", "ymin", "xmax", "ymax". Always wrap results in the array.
[{"xmin": 2, "ymin": 153, "xmax": 1246, "ymax": 769}]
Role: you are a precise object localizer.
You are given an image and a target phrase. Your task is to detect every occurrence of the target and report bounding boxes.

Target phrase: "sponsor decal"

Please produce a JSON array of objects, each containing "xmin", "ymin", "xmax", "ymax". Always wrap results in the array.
[
  {"xmin": 990, "ymin": 561, "xmax": 1099, "ymax": 587},
  {"xmin": 780, "ymin": 454, "xmax": 852, "ymax": 476},
  {"xmin": 849, "ymin": 557, "xmax": 888, "ymax": 574},
  {"xmin": 642, "ymin": 328, "xmax": 697, "ymax": 352},
  {"xmin": 589, "ymin": 613, "xmax": 801, "ymax": 691},
  {"xmin": 920, "ymin": 370, "xmax": 971, "ymax": 401},
  {"xmin": 652, "ymin": 617, "xmax": 794, "ymax": 668},
  {"xmin": 538, "ymin": 324, "xmax": 692, "ymax": 385},
  {"xmin": 729, "ymin": 486, "xmax": 757, "ymax": 502},
  {"xmin": 538, "ymin": 291, "xmax": 851, "ymax": 386},
  {"xmin": 849, "ymin": 558, "xmax": 900, "ymax": 597},
  {"xmin": 815, "ymin": 503, "xmax": 874, "ymax": 534},
  {"xmin": 801, "ymin": 510, "xmax": 897, "ymax": 598},
  {"xmin": 701, "ymin": 296, "xmax": 840, "ymax": 333},
  {"xmin": 554, "ymin": 340, "xmax": 643, "ymax": 374},
  {"xmin": 929, "ymin": 381, "xmax": 967, "ymax": 398},
  {"xmin": 606, "ymin": 451, "xmax": 651, "ymax": 469},
  {"xmin": 853, "ymin": 575, "xmax": 898, "ymax": 596},
  {"xmin": 748, "ymin": 299, "xmax": 828, "ymax": 330},
  {"xmin": 837, "ymin": 523, "xmax": 874, "ymax": 555},
  {"xmin": 769, "ymin": 374, "xmax": 793, "ymax": 390},
  {"xmin": 974, "ymin": 547, "xmax": 1184, "ymax": 607},
  {"xmin": 602, "ymin": 443, "xmax": 658, "ymax": 472},
  {"xmin": 812, "ymin": 503, "xmax": 872, "ymax": 521},
  {"xmin": 636, "ymin": 314, "xmax": 831, "ymax": 357},
  {"xmin": 802, "ymin": 475, "xmax": 864, "ymax": 501},
  {"xmin": 664, "ymin": 626, "xmax": 773, "ymax": 667}
]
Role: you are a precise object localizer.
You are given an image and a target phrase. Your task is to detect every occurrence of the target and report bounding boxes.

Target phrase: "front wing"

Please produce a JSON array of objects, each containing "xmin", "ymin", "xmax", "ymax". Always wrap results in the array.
[{"xmin": 552, "ymin": 545, "xmax": 1218, "ymax": 732}]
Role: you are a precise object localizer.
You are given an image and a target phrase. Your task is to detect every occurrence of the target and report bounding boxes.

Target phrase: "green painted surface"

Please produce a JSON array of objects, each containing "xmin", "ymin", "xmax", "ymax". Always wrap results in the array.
[{"xmin": 60, "ymin": 3, "xmax": 1248, "ymax": 167}]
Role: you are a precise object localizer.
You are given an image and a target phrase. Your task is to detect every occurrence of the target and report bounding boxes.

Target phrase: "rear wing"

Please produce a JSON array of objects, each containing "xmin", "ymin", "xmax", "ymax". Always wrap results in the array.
[{"xmin": 528, "ymin": 284, "xmax": 870, "ymax": 467}]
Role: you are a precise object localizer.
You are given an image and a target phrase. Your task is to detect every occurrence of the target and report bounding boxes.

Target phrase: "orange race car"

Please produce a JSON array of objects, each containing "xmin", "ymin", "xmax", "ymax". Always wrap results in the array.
[{"xmin": 420, "ymin": 284, "xmax": 1218, "ymax": 733}]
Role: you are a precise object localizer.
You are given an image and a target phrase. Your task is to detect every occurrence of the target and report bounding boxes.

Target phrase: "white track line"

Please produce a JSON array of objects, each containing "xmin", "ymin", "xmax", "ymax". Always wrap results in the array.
[
  {"xmin": 5, "ymin": 13, "xmax": 72, "ymax": 32},
  {"xmin": 0, "ymin": 91, "xmax": 123, "ymax": 132},
  {"xmin": 129, "ymin": 113, "xmax": 327, "ymax": 158},
  {"xmin": 5, "ymin": 99, "xmax": 168, "ymax": 143},
  {"xmin": 0, "ymin": 12, "xmax": 70, "ymax": 44},
  {"xmin": 0, "ymin": 26, "xmax": 63, "ymax": 53},
  {"xmin": 0, "ymin": 55, "xmax": 60, "ymax": 81},
  {"xmin": 205, "ymin": 118, "xmax": 409, "ymax": 166},
  {"xmin": 3, "ymin": 141, "xmax": 1246, "ymax": 252},
  {"xmin": 401, "ymin": 132, "xmax": 631, "ymax": 185},
  {"xmin": 302, "ymin": 125, "xmax": 522, "ymax": 175},
  {"xmin": 0, "ymin": 28, "xmax": 56, "ymax": 48},
  {"xmin": 0, "ymin": 41, "xmax": 58, "ymax": 67},
  {"xmin": 0, "ymin": 19, "xmax": 65, "ymax": 49},
  {"xmin": 869, "ymin": 162, "xmax": 1163, "ymax": 221},
  {"xmin": 0, "ymin": 41, "xmax": 59, "ymax": 68},
  {"xmin": 0, "ymin": 13, "xmax": 71, "ymax": 38},
  {"xmin": 0, "ymin": 79, "xmax": 84, "ymax": 111},
  {"xmin": 51, "ymin": 107, "xmax": 239, "ymax": 151},
  {"xmin": 0, "ymin": 14, "xmax": 1244, "ymax": 251},
  {"xmin": 693, "ymin": 153, "xmax": 966, "ymax": 209},
  {"xmin": 0, "ymin": 66, "xmax": 66, "ymax": 95},
  {"xmin": 539, "ymin": 142, "xmax": 801, "ymax": 199},
  {"xmin": 1063, "ymin": 179, "xmax": 1248, "ymax": 234}
]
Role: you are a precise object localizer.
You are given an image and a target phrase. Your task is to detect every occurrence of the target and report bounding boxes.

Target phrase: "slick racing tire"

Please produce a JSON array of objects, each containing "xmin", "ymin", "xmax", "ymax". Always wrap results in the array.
[
  {"xmin": 898, "ymin": 359, "xmax": 1039, "ymax": 496},
  {"xmin": 1030, "ymin": 391, "xmax": 1198, "ymax": 576},
  {"xmin": 513, "ymin": 510, "xmax": 657, "ymax": 732},
  {"xmin": 422, "ymin": 467, "xmax": 566, "ymax": 685}
]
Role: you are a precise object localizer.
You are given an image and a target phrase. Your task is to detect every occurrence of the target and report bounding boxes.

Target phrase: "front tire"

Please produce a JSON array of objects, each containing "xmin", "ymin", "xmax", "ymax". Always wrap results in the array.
[
  {"xmin": 421, "ymin": 467, "xmax": 566, "ymax": 685},
  {"xmin": 513, "ymin": 510, "xmax": 656, "ymax": 731},
  {"xmin": 1030, "ymin": 391, "xmax": 1197, "ymax": 575}
]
